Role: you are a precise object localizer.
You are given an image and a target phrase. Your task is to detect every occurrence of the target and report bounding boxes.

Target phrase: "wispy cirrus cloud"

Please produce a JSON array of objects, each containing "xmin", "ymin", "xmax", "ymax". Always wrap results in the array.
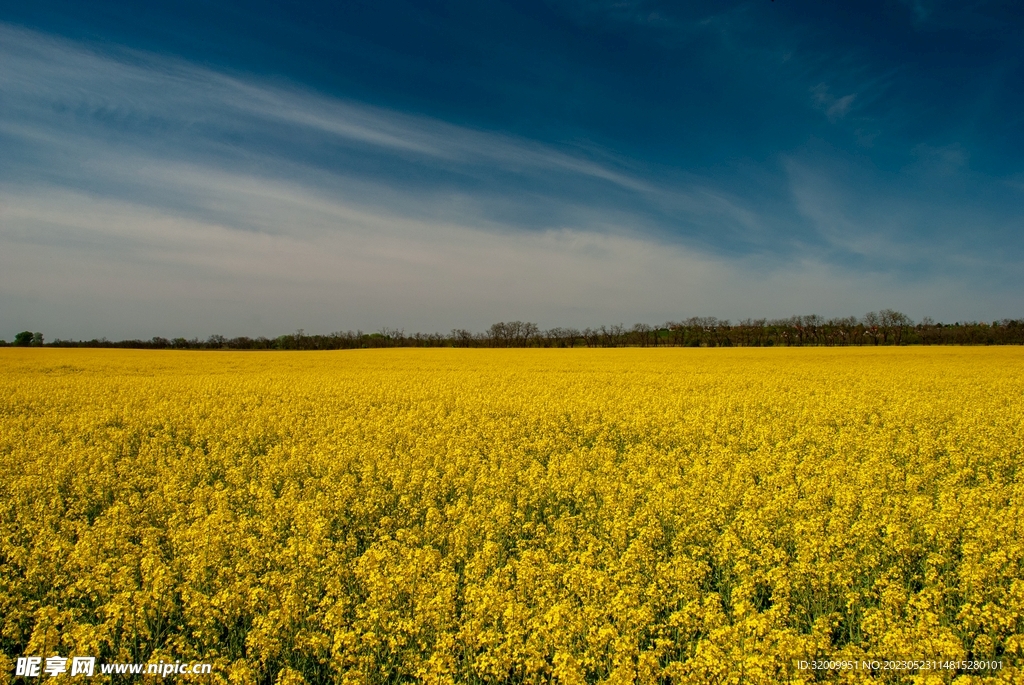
[
  {"xmin": 0, "ymin": 23, "xmax": 655, "ymax": 196},
  {"xmin": 0, "ymin": 22, "xmax": 784, "ymax": 246},
  {"xmin": 811, "ymin": 83, "xmax": 859, "ymax": 122}
]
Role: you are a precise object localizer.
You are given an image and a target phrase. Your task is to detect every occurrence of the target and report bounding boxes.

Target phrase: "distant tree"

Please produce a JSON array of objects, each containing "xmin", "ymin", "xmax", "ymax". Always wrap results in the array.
[
  {"xmin": 863, "ymin": 312, "xmax": 881, "ymax": 345},
  {"xmin": 488, "ymin": 321, "xmax": 539, "ymax": 347},
  {"xmin": 542, "ymin": 327, "xmax": 562, "ymax": 348},
  {"xmin": 715, "ymin": 319, "xmax": 733, "ymax": 347},
  {"xmin": 563, "ymin": 327, "xmax": 582, "ymax": 348},
  {"xmin": 879, "ymin": 309, "xmax": 912, "ymax": 345},
  {"xmin": 488, "ymin": 322, "xmax": 509, "ymax": 347},
  {"xmin": 631, "ymin": 323, "xmax": 654, "ymax": 347},
  {"xmin": 451, "ymin": 329, "xmax": 475, "ymax": 347},
  {"xmin": 607, "ymin": 324, "xmax": 626, "ymax": 347},
  {"xmin": 12, "ymin": 313, "xmax": 1024, "ymax": 351}
]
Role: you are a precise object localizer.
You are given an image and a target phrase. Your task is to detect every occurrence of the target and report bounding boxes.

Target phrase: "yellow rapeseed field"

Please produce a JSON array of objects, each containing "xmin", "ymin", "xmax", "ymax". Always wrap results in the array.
[{"xmin": 1, "ymin": 347, "xmax": 1021, "ymax": 684}]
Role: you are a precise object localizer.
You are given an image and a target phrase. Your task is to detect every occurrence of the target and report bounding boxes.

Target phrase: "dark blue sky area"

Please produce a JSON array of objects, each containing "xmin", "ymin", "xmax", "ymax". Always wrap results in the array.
[{"xmin": 8, "ymin": 0, "xmax": 1021, "ymax": 170}]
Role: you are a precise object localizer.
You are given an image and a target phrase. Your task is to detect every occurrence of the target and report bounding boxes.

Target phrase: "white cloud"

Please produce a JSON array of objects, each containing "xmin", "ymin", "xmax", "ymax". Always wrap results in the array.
[
  {"xmin": 826, "ymin": 94, "xmax": 856, "ymax": 121},
  {"xmin": 2, "ymin": 175, "xmax": 1011, "ymax": 339},
  {"xmin": 811, "ymin": 83, "xmax": 857, "ymax": 122},
  {"xmin": 784, "ymin": 155, "xmax": 1021, "ymax": 289}
]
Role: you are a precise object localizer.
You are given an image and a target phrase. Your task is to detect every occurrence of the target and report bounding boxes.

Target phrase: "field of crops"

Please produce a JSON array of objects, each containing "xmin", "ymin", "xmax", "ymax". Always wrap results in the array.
[{"xmin": 1, "ymin": 347, "xmax": 1021, "ymax": 684}]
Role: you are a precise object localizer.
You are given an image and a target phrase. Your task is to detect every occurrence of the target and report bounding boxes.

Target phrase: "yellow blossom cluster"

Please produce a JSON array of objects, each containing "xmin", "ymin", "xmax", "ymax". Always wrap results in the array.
[{"xmin": 0, "ymin": 347, "xmax": 1021, "ymax": 684}]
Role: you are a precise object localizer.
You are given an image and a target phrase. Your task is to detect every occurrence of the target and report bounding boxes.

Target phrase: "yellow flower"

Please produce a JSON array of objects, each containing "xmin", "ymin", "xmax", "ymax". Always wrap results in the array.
[{"xmin": 1, "ymin": 347, "xmax": 1021, "ymax": 683}]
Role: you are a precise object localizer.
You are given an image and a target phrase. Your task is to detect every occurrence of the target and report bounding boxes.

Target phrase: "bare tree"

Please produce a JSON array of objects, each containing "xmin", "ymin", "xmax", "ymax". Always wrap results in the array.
[
  {"xmin": 487, "ymin": 321, "xmax": 540, "ymax": 347},
  {"xmin": 563, "ymin": 328, "xmax": 582, "ymax": 348},
  {"xmin": 631, "ymin": 323, "xmax": 653, "ymax": 347},
  {"xmin": 863, "ymin": 311, "xmax": 881, "ymax": 345},
  {"xmin": 451, "ymin": 329, "xmax": 475, "ymax": 348},
  {"xmin": 879, "ymin": 309, "xmax": 912, "ymax": 345}
]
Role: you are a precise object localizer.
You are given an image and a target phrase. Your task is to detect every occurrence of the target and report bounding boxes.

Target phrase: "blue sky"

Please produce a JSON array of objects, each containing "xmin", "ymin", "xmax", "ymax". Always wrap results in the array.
[{"xmin": 1, "ymin": 1, "xmax": 1022, "ymax": 338}]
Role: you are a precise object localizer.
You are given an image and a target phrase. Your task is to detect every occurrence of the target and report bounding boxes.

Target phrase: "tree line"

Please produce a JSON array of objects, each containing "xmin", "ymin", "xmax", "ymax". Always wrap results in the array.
[{"xmin": 5, "ymin": 311, "xmax": 1024, "ymax": 350}]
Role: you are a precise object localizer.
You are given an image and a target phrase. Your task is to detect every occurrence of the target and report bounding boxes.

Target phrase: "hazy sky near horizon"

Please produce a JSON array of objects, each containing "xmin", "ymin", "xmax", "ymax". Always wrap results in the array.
[{"xmin": 1, "ymin": 1, "xmax": 1022, "ymax": 339}]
